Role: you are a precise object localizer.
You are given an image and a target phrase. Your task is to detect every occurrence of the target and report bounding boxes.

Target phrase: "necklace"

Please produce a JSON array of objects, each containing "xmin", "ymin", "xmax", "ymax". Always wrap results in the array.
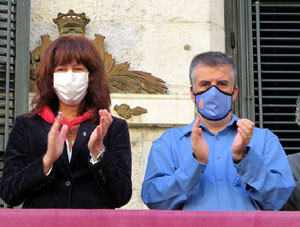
[
  {"xmin": 67, "ymin": 130, "xmax": 73, "ymax": 137},
  {"xmin": 67, "ymin": 125, "xmax": 79, "ymax": 138}
]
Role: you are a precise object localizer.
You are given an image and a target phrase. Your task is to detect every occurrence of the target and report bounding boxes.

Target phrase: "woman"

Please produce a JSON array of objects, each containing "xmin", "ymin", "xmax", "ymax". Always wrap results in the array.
[{"xmin": 0, "ymin": 36, "xmax": 132, "ymax": 208}]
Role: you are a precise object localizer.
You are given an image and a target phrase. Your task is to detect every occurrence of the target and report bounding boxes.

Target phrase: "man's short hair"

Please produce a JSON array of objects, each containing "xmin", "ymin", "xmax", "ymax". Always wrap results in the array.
[{"xmin": 189, "ymin": 51, "xmax": 237, "ymax": 90}]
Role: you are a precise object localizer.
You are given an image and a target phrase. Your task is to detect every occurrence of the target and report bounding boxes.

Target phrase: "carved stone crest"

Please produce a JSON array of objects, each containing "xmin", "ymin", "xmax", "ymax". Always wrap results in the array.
[{"xmin": 30, "ymin": 9, "xmax": 168, "ymax": 95}]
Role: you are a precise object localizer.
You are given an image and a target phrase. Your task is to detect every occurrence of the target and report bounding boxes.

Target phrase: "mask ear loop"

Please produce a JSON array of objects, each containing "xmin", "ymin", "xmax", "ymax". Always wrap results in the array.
[
  {"xmin": 191, "ymin": 86, "xmax": 197, "ymax": 96},
  {"xmin": 231, "ymin": 85, "xmax": 236, "ymax": 95}
]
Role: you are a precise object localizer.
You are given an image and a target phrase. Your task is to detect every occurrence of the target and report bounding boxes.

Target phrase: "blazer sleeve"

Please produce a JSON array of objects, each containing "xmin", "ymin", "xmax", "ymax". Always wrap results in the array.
[
  {"xmin": 0, "ymin": 115, "xmax": 52, "ymax": 206},
  {"xmin": 281, "ymin": 153, "xmax": 300, "ymax": 211},
  {"xmin": 89, "ymin": 117, "xmax": 132, "ymax": 208}
]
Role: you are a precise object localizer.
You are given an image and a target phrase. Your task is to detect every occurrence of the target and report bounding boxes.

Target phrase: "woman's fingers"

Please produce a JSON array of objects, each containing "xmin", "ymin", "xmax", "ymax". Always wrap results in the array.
[
  {"xmin": 49, "ymin": 112, "xmax": 63, "ymax": 137},
  {"xmin": 59, "ymin": 124, "xmax": 69, "ymax": 140},
  {"xmin": 98, "ymin": 109, "xmax": 113, "ymax": 136}
]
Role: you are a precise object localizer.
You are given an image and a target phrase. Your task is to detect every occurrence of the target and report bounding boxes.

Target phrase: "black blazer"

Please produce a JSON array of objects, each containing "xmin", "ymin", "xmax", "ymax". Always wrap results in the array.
[{"xmin": 0, "ymin": 114, "xmax": 132, "ymax": 208}]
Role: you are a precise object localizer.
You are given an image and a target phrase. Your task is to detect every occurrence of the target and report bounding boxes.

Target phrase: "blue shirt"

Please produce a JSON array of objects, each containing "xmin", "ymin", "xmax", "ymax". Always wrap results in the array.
[{"xmin": 141, "ymin": 115, "xmax": 295, "ymax": 211}]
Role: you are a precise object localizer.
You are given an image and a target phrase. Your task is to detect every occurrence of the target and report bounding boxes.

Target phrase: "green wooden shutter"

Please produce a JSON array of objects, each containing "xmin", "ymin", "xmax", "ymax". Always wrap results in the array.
[
  {"xmin": 0, "ymin": 0, "xmax": 30, "ymax": 208},
  {"xmin": 252, "ymin": 1, "xmax": 300, "ymax": 154},
  {"xmin": 226, "ymin": 0, "xmax": 300, "ymax": 155}
]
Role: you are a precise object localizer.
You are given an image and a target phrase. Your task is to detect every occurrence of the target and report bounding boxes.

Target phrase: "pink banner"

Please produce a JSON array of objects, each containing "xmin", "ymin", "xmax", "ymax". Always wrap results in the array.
[{"xmin": 1, "ymin": 209, "xmax": 299, "ymax": 227}]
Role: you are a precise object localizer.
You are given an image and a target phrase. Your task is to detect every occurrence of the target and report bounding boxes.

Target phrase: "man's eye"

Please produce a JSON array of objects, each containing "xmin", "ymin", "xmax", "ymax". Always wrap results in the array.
[{"xmin": 200, "ymin": 84, "xmax": 209, "ymax": 87}]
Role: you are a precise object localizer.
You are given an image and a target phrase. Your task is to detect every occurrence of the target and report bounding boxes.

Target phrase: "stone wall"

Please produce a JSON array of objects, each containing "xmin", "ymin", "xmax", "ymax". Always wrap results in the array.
[{"xmin": 30, "ymin": 0, "xmax": 225, "ymax": 209}]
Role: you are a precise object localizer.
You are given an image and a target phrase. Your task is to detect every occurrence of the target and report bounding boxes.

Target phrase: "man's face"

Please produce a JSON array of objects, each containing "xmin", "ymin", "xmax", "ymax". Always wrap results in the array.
[{"xmin": 190, "ymin": 64, "xmax": 238, "ymax": 103}]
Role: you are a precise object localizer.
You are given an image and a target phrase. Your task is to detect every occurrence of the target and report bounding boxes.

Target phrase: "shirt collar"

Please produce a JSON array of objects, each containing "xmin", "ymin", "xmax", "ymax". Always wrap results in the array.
[{"xmin": 179, "ymin": 114, "xmax": 240, "ymax": 139}]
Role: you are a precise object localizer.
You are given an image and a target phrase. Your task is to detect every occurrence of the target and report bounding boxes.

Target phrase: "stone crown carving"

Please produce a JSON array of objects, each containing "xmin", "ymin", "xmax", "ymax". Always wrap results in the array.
[{"xmin": 53, "ymin": 9, "xmax": 90, "ymax": 36}]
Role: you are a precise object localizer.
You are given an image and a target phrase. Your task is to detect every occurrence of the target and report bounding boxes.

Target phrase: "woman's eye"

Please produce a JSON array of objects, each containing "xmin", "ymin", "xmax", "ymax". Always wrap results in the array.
[
  {"xmin": 56, "ymin": 68, "xmax": 66, "ymax": 72},
  {"xmin": 73, "ymin": 67, "xmax": 86, "ymax": 72}
]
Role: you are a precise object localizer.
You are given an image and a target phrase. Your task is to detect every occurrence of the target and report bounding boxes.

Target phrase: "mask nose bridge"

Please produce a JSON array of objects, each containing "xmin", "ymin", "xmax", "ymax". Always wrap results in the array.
[
  {"xmin": 62, "ymin": 70, "xmax": 74, "ymax": 85},
  {"xmin": 210, "ymin": 85, "xmax": 218, "ymax": 97},
  {"xmin": 66, "ymin": 70, "xmax": 73, "ymax": 75}
]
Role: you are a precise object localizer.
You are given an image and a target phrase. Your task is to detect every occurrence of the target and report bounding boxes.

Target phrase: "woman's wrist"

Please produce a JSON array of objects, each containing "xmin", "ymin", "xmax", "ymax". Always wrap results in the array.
[
  {"xmin": 43, "ymin": 154, "xmax": 53, "ymax": 174},
  {"xmin": 90, "ymin": 146, "xmax": 106, "ymax": 165},
  {"xmin": 90, "ymin": 144, "xmax": 104, "ymax": 158}
]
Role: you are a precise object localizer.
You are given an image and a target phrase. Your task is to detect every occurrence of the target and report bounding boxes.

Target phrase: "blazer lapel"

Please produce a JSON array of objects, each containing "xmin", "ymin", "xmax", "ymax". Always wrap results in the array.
[
  {"xmin": 41, "ymin": 118, "xmax": 52, "ymax": 135},
  {"xmin": 60, "ymin": 144, "xmax": 72, "ymax": 175},
  {"xmin": 41, "ymin": 117, "xmax": 72, "ymax": 175},
  {"xmin": 70, "ymin": 121, "xmax": 96, "ymax": 165}
]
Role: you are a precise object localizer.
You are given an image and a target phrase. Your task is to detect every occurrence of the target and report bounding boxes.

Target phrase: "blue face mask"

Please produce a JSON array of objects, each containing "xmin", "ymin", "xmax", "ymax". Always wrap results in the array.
[{"xmin": 194, "ymin": 85, "xmax": 234, "ymax": 121}]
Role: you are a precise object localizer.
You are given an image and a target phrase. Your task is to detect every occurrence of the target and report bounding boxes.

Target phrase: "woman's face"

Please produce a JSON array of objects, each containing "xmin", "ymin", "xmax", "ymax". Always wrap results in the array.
[
  {"xmin": 54, "ymin": 60, "xmax": 89, "ymax": 73},
  {"xmin": 53, "ymin": 60, "xmax": 89, "ymax": 106}
]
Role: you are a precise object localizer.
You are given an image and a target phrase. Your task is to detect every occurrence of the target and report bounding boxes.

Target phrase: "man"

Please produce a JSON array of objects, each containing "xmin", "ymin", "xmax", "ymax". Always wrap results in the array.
[
  {"xmin": 282, "ymin": 97, "xmax": 300, "ymax": 211},
  {"xmin": 141, "ymin": 51, "xmax": 295, "ymax": 211}
]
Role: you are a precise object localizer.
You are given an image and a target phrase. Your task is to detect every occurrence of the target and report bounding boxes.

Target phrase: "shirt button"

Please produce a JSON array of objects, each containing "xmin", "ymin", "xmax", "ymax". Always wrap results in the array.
[
  {"xmin": 65, "ymin": 180, "xmax": 71, "ymax": 187},
  {"xmin": 220, "ymin": 200, "xmax": 225, "ymax": 203},
  {"xmin": 218, "ymin": 177, "xmax": 223, "ymax": 181},
  {"xmin": 216, "ymin": 156, "xmax": 221, "ymax": 160}
]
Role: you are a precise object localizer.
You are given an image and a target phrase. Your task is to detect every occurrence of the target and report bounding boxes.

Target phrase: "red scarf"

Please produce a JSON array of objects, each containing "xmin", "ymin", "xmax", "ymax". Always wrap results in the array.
[{"xmin": 38, "ymin": 106, "xmax": 92, "ymax": 129}]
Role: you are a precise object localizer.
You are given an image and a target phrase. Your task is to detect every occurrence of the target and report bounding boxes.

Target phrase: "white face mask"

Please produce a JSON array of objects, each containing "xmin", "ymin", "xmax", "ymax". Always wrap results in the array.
[{"xmin": 53, "ymin": 70, "xmax": 89, "ymax": 106}]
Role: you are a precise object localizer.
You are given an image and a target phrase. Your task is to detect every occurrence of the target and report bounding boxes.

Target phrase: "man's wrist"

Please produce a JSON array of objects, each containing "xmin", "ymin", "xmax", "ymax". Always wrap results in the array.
[
  {"xmin": 233, "ymin": 147, "xmax": 249, "ymax": 164},
  {"xmin": 193, "ymin": 153, "xmax": 208, "ymax": 164}
]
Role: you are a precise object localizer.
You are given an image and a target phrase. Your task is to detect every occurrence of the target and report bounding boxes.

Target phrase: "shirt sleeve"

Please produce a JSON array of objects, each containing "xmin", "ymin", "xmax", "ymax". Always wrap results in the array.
[
  {"xmin": 234, "ymin": 129, "xmax": 295, "ymax": 210},
  {"xmin": 141, "ymin": 132, "xmax": 206, "ymax": 209}
]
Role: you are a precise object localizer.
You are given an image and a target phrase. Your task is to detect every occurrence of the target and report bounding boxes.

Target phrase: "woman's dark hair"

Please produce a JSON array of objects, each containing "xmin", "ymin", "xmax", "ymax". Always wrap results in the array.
[{"xmin": 29, "ymin": 35, "xmax": 111, "ymax": 121}]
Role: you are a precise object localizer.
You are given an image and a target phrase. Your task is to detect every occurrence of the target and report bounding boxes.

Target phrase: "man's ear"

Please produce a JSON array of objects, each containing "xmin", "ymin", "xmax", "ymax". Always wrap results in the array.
[
  {"xmin": 190, "ymin": 87, "xmax": 196, "ymax": 103},
  {"xmin": 232, "ymin": 85, "xmax": 239, "ymax": 101}
]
